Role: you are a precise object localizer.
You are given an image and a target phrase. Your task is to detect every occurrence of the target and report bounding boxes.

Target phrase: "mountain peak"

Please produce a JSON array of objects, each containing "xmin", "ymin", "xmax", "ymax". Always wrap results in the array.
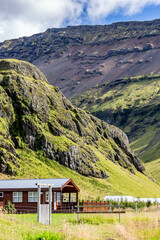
[{"xmin": 0, "ymin": 59, "xmax": 47, "ymax": 82}]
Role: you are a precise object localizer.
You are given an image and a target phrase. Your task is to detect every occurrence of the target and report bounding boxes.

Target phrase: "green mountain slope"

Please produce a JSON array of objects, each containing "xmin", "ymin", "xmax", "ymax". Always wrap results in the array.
[
  {"xmin": 0, "ymin": 59, "xmax": 160, "ymax": 198},
  {"xmin": 71, "ymin": 74, "xmax": 160, "ymax": 181}
]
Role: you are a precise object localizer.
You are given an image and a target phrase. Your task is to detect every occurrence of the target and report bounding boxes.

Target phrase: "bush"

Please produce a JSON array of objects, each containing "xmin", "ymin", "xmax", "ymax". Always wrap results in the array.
[
  {"xmin": 25, "ymin": 231, "xmax": 64, "ymax": 240},
  {"xmin": 107, "ymin": 199, "xmax": 148, "ymax": 210},
  {"xmin": 146, "ymin": 200, "xmax": 152, "ymax": 208},
  {"xmin": 4, "ymin": 201, "xmax": 16, "ymax": 214}
]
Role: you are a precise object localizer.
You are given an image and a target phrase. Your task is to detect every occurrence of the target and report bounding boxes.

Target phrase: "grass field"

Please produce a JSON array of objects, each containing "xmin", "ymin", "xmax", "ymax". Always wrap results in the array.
[{"xmin": 1, "ymin": 207, "xmax": 160, "ymax": 240}]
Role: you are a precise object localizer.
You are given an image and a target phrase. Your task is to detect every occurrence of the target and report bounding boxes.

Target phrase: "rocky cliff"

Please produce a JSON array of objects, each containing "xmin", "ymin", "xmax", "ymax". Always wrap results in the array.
[{"xmin": 0, "ymin": 59, "xmax": 145, "ymax": 177}]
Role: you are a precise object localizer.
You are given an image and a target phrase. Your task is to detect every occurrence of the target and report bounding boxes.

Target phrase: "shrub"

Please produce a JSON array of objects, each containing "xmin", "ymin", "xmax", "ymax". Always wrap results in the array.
[
  {"xmin": 146, "ymin": 200, "xmax": 152, "ymax": 208},
  {"xmin": 25, "ymin": 231, "xmax": 64, "ymax": 240},
  {"xmin": 4, "ymin": 201, "xmax": 16, "ymax": 214}
]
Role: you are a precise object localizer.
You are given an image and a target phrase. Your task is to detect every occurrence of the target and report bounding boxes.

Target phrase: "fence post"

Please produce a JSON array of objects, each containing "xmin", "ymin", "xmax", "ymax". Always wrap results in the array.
[
  {"xmin": 157, "ymin": 202, "xmax": 159, "ymax": 212},
  {"xmin": 135, "ymin": 201, "xmax": 137, "ymax": 213},
  {"xmin": 109, "ymin": 201, "xmax": 112, "ymax": 212},
  {"xmin": 49, "ymin": 185, "xmax": 52, "ymax": 224},
  {"xmin": 77, "ymin": 202, "xmax": 80, "ymax": 221},
  {"xmin": 118, "ymin": 198, "xmax": 121, "ymax": 223}
]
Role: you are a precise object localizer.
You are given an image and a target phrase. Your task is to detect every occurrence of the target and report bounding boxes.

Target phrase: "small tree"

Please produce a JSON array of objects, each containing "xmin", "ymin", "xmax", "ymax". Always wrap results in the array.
[
  {"xmin": 96, "ymin": 196, "xmax": 101, "ymax": 202},
  {"xmin": 146, "ymin": 200, "xmax": 152, "ymax": 208},
  {"xmin": 4, "ymin": 201, "xmax": 16, "ymax": 214}
]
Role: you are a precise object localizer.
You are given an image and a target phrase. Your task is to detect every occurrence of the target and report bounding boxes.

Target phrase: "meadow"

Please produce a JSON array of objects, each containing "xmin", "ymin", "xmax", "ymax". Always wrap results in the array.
[{"xmin": 1, "ymin": 207, "xmax": 160, "ymax": 240}]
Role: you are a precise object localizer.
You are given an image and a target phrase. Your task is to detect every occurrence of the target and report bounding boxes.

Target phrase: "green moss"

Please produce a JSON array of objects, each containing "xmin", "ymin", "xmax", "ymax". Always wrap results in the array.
[{"xmin": 0, "ymin": 118, "xmax": 8, "ymax": 135}]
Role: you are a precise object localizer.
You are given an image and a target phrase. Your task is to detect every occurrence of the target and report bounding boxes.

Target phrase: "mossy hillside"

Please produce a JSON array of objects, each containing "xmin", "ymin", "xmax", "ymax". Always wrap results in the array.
[
  {"xmin": 145, "ymin": 158, "xmax": 160, "ymax": 182},
  {"xmin": 71, "ymin": 75, "xmax": 160, "ymax": 180},
  {"xmin": 0, "ymin": 59, "xmax": 145, "ymax": 180},
  {"xmin": 0, "ymin": 60, "xmax": 159, "ymax": 197},
  {"xmin": 4, "ymin": 147, "xmax": 160, "ymax": 198}
]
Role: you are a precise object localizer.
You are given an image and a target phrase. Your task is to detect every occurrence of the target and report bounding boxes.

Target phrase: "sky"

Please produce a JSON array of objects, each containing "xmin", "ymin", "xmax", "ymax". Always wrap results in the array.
[{"xmin": 0, "ymin": 0, "xmax": 160, "ymax": 42}]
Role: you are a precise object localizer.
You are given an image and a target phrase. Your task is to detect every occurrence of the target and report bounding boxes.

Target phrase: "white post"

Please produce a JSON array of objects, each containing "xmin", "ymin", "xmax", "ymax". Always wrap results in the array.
[
  {"xmin": 37, "ymin": 185, "xmax": 41, "ymax": 222},
  {"xmin": 135, "ymin": 201, "xmax": 137, "ymax": 213},
  {"xmin": 49, "ymin": 185, "xmax": 52, "ymax": 224}
]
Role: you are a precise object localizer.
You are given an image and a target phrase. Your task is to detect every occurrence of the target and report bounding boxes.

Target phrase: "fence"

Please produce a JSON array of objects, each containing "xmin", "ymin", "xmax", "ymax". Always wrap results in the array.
[
  {"xmin": 76, "ymin": 200, "xmax": 125, "ymax": 223},
  {"xmin": 81, "ymin": 201, "xmax": 109, "ymax": 212}
]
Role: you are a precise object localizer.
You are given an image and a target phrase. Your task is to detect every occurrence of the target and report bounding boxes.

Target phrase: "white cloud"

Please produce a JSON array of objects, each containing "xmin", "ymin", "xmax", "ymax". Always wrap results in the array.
[
  {"xmin": 0, "ymin": 0, "xmax": 83, "ymax": 41},
  {"xmin": 0, "ymin": 0, "xmax": 160, "ymax": 42},
  {"xmin": 87, "ymin": 0, "xmax": 160, "ymax": 20}
]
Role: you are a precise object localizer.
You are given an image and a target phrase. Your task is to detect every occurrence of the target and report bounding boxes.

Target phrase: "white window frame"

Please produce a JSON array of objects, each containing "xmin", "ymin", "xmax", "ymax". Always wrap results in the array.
[
  {"xmin": 13, "ymin": 192, "xmax": 23, "ymax": 202},
  {"xmin": 63, "ymin": 193, "xmax": 69, "ymax": 203},
  {"xmin": 28, "ymin": 192, "xmax": 37, "ymax": 202},
  {"xmin": 0, "ymin": 192, "xmax": 3, "ymax": 198},
  {"xmin": 70, "ymin": 193, "xmax": 77, "ymax": 202}
]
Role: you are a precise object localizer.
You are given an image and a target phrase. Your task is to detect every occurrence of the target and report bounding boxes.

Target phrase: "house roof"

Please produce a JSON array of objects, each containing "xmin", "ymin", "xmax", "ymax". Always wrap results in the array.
[{"xmin": 0, "ymin": 178, "xmax": 70, "ymax": 190}]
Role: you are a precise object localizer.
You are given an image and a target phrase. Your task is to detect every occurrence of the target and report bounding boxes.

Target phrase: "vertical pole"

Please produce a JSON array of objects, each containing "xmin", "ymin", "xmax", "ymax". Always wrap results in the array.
[
  {"xmin": 135, "ymin": 201, "xmax": 137, "ymax": 213},
  {"xmin": 157, "ymin": 202, "xmax": 159, "ymax": 212},
  {"xmin": 37, "ymin": 184, "xmax": 41, "ymax": 223},
  {"xmin": 61, "ymin": 190, "xmax": 63, "ymax": 211},
  {"xmin": 109, "ymin": 201, "xmax": 112, "ymax": 212},
  {"xmin": 118, "ymin": 198, "xmax": 121, "ymax": 223},
  {"xmin": 77, "ymin": 202, "xmax": 80, "ymax": 222},
  {"xmin": 49, "ymin": 185, "xmax": 52, "ymax": 224}
]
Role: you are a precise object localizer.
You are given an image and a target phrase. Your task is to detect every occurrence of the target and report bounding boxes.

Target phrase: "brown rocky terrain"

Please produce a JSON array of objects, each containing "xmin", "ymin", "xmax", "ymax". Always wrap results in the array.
[{"xmin": 0, "ymin": 19, "xmax": 160, "ymax": 98}]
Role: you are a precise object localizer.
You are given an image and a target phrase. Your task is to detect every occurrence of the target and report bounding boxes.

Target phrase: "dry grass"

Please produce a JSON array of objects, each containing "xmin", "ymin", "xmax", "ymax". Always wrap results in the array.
[
  {"xmin": 0, "ymin": 210, "xmax": 160, "ymax": 239},
  {"xmin": 60, "ymin": 221, "xmax": 100, "ymax": 240},
  {"xmin": 114, "ymin": 211, "xmax": 160, "ymax": 240}
]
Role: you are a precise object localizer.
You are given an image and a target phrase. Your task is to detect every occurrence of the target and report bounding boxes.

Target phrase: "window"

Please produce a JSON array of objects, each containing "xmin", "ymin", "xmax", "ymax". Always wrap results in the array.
[
  {"xmin": 0, "ymin": 192, "xmax": 3, "ymax": 198},
  {"xmin": 63, "ymin": 193, "xmax": 69, "ymax": 203},
  {"xmin": 56, "ymin": 192, "xmax": 61, "ymax": 205},
  {"xmin": 70, "ymin": 193, "xmax": 77, "ymax": 202},
  {"xmin": 45, "ymin": 192, "xmax": 52, "ymax": 202},
  {"xmin": 13, "ymin": 192, "xmax": 22, "ymax": 202},
  {"xmin": 46, "ymin": 192, "xmax": 49, "ymax": 202},
  {"xmin": 28, "ymin": 192, "xmax": 37, "ymax": 202}
]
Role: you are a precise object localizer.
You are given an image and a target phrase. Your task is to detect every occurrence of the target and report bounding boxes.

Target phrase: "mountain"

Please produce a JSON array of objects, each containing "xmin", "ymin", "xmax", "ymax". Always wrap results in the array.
[
  {"xmin": 0, "ymin": 59, "xmax": 144, "ymax": 176},
  {"xmin": 1, "ymin": 19, "xmax": 160, "ymax": 181},
  {"xmin": 0, "ymin": 59, "xmax": 160, "ymax": 198},
  {"xmin": 0, "ymin": 19, "xmax": 160, "ymax": 99}
]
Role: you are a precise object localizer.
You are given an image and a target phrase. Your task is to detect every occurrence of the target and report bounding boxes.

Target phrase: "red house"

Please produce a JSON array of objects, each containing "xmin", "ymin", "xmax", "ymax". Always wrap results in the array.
[{"xmin": 0, "ymin": 178, "xmax": 79, "ymax": 213}]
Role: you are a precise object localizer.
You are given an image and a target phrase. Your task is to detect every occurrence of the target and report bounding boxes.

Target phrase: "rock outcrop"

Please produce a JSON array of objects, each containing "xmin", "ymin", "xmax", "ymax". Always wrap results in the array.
[{"xmin": 0, "ymin": 59, "xmax": 145, "ymax": 176}]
